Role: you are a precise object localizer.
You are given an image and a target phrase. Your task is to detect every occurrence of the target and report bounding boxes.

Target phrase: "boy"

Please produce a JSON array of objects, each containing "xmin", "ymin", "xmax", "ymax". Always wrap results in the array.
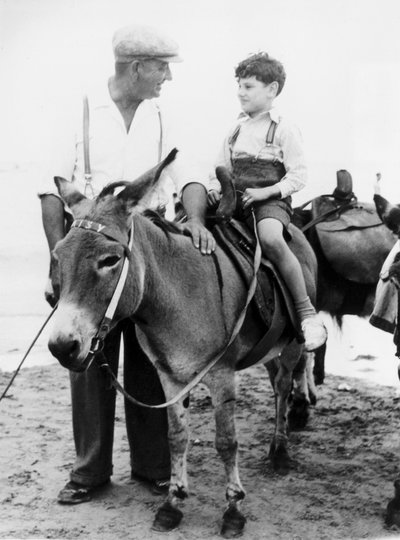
[{"xmin": 208, "ymin": 52, "xmax": 326, "ymax": 351}]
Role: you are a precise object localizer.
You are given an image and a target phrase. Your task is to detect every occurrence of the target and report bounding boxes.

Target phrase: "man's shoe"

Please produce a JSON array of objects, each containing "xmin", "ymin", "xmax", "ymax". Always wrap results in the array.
[
  {"xmin": 151, "ymin": 478, "xmax": 170, "ymax": 495},
  {"xmin": 301, "ymin": 315, "xmax": 327, "ymax": 352},
  {"xmin": 57, "ymin": 480, "xmax": 110, "ymax": 504},
  {"xmin": 130, "ymin": 472, "xmax": 170, "ymax": 495}
]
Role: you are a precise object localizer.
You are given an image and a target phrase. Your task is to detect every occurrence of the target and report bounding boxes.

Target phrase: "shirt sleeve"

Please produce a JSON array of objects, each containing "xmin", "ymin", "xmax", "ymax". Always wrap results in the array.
[
  {"xmin": 37, "ymin": 101, "xmax": 80, "ymax": 200},
  {"xmin": 275, "ymin": 120, "xmax": 307, "ymax": 199}
]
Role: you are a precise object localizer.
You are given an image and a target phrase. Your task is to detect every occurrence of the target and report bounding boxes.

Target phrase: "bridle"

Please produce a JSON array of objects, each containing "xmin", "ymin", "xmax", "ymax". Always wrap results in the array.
[
  {"xmin": 69, "ymin": 213, "xmax": 264, "ymax": 409},
  {"xmin": 69, "ymin": 217, "xmax": 134, "ymax": 370}
]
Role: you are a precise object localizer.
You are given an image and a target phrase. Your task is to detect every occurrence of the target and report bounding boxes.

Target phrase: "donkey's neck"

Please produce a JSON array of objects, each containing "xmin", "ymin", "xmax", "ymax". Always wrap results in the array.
[{"xmin": 131, "ymin": 215, "xmax": 215, "ymax": 326}]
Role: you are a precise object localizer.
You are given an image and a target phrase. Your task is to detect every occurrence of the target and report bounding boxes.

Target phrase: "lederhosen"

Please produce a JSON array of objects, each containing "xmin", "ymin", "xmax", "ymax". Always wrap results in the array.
[{"xmin": 229, "ymin": 119, "xmax": 293, "ymax": 234}]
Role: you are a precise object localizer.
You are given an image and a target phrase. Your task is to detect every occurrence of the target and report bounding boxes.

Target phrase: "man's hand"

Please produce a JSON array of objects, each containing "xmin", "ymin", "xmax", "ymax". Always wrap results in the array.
[
  {"xmin": 207, "ymin": 189, "xmax": 221, "ymax": 208},
  {"xmin": 180, "ymin": 182, "xmax": 216, "ymax": 255},
  {"xmin": 180, "ymin": 218, "xmax": 216, "ymax": 255}
]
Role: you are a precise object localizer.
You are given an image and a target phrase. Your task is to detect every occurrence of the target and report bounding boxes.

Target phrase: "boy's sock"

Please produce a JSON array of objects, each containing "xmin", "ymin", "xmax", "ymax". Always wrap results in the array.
[{"xmin": 294, "ymin": 296, "xmax": 317, "ymax": 322}]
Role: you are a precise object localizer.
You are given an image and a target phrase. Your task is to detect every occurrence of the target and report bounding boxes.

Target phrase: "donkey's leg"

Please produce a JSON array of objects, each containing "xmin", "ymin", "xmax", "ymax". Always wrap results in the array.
[
  {"xmin": 266, "ymin": 339, "xmax": 302, "ymax": 474},
  {"xmin": 205, "ymin": 369, "xmax": 246, "ymax": 539},
  {"xmin": 288, "ymin": 348, "xmax": 312, "ymax": 431},
  {"xmin": 152, "ymin": 379, "xmax": 189, "ymax": 533},
  {"xmin": 305, "ymin": 351, "xmax": 317, "ymax": 405}
]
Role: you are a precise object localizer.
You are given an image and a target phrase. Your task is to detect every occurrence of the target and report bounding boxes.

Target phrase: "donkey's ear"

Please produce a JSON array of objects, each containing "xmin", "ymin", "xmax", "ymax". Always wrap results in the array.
[
  {"xmin": 117, "ymin": 148, "xmax": 178, "ymax": 207},
  {"xmin": 54, "ymin": 177, "xmax": 91, "ymax": 217},
  {"xmin": 374, "ymin": 194, "xmax": 400, "ymax": 236}
]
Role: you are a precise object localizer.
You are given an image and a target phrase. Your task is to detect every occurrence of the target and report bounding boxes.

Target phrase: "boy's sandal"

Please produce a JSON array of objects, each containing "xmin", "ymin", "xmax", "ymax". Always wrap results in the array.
[{"xmin": 57, "ymin": 480, "xmax": 110, "ymax": 504}]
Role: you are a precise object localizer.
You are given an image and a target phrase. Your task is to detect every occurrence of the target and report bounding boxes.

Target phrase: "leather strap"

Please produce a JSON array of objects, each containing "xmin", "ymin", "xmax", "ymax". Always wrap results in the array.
[
  {"xmin": 228, "ymin": 119, "xmax": 278, "ymax": 156},
  {"xmin": 266, "ymin": 120, "xmax": 277, "ymax": 145},
  {"xmin": 301, "ymin": 200, "xmax": 357, "ymax": 233},
  {"xmin": 156, "ymin": 105, "xmax": 163, "ymax": 162},
  {"xmin": 83, "ymin": 95, "xmax": 94, "ymax": 198},
  {"xmin": 236, "ymin": 284, "xmax": 287, "ymax": 370}
]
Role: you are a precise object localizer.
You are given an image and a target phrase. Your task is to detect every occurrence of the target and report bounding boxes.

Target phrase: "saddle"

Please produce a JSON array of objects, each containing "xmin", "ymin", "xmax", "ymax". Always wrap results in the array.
[
  {"xmin": 309, "ymin": 170, "xmax": 386, "ymax": 284},
  {"xmin": 212, "ymin": 218, "xmax": 299, "ymax": 370}
]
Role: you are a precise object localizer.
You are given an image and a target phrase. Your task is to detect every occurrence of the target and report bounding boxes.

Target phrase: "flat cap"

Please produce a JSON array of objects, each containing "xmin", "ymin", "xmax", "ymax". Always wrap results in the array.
[{"xmin": 112, "ymin": 24, "xmax": 183, "ymax": 63}]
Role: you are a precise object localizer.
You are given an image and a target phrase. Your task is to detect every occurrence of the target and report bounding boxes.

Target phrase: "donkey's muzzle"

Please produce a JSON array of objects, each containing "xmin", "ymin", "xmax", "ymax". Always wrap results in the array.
[{"xmin": 48, "ymin": 338, "xmax": 87, "ymax": 372}]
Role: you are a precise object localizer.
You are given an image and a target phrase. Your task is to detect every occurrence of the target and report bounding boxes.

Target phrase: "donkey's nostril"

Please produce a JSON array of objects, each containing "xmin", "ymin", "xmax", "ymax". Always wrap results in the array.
[{"xmin": 48, "ymin": 338, "xmax": 80, "ymax": 362}]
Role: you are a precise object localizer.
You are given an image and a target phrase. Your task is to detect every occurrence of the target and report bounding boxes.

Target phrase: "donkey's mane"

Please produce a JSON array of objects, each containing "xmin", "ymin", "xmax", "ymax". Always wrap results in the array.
[{"xmin": 142, "ymin": 209, "xmax": 182, "ymax": 236}]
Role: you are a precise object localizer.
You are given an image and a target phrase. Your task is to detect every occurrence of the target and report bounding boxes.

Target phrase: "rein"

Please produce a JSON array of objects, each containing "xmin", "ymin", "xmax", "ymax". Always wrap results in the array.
[
  {"xmin": 0, "ymin": 305, "xmax": 58, "ymax": 403},
  {"xmin": 76, "ymin": 213, "xmax": 262, "ymax": 409}
]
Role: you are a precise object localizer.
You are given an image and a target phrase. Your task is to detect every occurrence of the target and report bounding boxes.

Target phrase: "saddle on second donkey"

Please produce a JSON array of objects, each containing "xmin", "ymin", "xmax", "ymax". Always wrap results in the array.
[{"xmin": 303, "ymin": 170, "xmax": 387, "ymax": 284}]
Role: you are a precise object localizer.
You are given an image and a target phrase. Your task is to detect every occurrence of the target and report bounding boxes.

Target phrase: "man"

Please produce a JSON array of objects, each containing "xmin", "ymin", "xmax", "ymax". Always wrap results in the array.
[{"xmin": 39, "ymin": 24, "xmax": 215, "ymax": 504}]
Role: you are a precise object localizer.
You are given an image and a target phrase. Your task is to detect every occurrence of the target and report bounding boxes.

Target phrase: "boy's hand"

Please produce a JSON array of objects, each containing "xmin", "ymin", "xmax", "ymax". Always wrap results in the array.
[
  {"xmin": 207, "ymin": 189, "xmax": 221, "ymax": 208},
  {"xmin": 242, "ymin": 186, "xmax": 280, "ymax": 209}
]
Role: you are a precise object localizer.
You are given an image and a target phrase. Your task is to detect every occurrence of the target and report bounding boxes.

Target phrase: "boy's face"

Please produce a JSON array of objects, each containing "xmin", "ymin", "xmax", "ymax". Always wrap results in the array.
[{"xmin": 237, "ymin": 77, "xmax": 278, "ymax": 117}]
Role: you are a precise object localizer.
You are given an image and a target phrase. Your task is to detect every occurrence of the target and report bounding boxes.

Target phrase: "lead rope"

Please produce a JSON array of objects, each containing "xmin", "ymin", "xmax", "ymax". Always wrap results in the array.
[
  {"xmin": 100, "ymin": 211, "xmax": 262, "ymax": 409},
  {"xmin": 0, "ymin": 305, "xmax": 58, "ymax": 403}
]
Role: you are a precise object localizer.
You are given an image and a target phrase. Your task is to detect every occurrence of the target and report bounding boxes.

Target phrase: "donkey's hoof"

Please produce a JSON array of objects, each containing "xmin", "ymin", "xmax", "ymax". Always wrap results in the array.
[
  {"xmin": 152, "ymin": 501, "xmax": 183, "ymax": 532},
  {"xmin": 221, "ymin": 506, "xmax": 246, "ymax": 538},
  {"xmin": 270, "ymin": 445, "xmax": 291, "ymax": 475}
]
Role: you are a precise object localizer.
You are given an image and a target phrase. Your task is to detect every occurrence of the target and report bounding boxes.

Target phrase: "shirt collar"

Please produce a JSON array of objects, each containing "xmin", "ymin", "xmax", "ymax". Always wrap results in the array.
[
  {"xmin": 238, "ymin": 107, "xmax": 280, "ymax": 123},
  {"xmin": 88, "ymin": 85, "xmax": 159, "ymax": 117}
]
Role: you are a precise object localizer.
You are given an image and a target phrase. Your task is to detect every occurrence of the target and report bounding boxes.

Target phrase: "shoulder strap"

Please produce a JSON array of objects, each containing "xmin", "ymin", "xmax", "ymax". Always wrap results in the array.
[
  {"xmin": 228, "ymin": 124, "xmax": 241, "ymax": 147},
  {"xmin": 83, "ymin": 95, "xmax": 94, "ymax": 197},
  {"xmin": 155, "ymin": 104, "xmax": 163, "ymax": 162},
  {"xmin": 228, "ymin": 124, "xmax": 241, "ymax": 163},
  {"xmin": 266, "ymin": 120, "xmax": 278, "ymax": 145}
]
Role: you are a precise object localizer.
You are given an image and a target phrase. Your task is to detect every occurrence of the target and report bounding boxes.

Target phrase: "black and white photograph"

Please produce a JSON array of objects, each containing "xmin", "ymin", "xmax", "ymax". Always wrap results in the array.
[{"xmin": 2, "ymin": 0, "xmax": 400, "ymax": 538}]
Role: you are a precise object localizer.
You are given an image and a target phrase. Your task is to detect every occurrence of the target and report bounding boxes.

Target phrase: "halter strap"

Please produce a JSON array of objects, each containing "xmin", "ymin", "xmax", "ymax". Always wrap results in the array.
[
  {"xmin": 82, "ymin": 218, "xmax": 135, "ymax": 368},
  {"xmin": 71, "ymin": 218, "xmax": 130, "ymax": 254}
]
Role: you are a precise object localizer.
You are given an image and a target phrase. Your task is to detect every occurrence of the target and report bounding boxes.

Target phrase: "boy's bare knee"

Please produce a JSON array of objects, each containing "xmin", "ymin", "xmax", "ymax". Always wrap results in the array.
[{"xmin": 260, "ymin": 236, "xmax": 286, "ymax": 260}]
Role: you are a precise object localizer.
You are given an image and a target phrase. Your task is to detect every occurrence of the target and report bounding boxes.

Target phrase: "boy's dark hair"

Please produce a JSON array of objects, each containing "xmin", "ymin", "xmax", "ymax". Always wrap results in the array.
[{"xmin": 235, "ymin": 52, "xmax": 286, "ymax": 95}]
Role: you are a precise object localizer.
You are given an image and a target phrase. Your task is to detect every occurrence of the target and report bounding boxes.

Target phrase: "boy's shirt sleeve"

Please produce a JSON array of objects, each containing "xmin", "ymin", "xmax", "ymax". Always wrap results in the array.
[{"xmin": 275, "ymin": 120, "xmax": 307, "ymax": 199}]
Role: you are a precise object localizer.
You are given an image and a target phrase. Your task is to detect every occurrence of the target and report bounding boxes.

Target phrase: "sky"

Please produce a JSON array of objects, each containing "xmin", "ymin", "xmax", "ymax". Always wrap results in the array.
[{"xmin": 1, "ymin": 0, "xmax": 400, "ymax": 205}]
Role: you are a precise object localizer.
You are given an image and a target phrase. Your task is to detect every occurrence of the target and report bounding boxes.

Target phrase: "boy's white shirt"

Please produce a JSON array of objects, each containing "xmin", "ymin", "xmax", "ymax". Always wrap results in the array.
[{"xmin": 209, "ymin": 107, "xmax": 307, "ymax": 199}]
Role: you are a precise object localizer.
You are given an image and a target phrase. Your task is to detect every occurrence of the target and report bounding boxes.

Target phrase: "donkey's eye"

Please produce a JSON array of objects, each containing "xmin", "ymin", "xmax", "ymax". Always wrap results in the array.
[{"xmin": 98, "ymin": 255, "xmax": 121, "ymax": 269}]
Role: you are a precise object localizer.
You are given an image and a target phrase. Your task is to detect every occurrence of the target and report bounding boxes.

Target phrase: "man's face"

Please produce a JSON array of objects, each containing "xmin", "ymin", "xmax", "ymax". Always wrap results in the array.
[
  {"xmin": 136, "ymin": 59, "xmax": 172, "ymax": 98},
  {"xmin": 237, "ymin": 77, "xmax": 277, "ymax": 117}
]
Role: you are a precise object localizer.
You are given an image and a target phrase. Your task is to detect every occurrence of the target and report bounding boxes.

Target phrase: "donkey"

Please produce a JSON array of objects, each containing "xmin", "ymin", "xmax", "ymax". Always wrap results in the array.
[{"xmin": 47, "ymin": 150, "xmax": 318, "ymax": 537}]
